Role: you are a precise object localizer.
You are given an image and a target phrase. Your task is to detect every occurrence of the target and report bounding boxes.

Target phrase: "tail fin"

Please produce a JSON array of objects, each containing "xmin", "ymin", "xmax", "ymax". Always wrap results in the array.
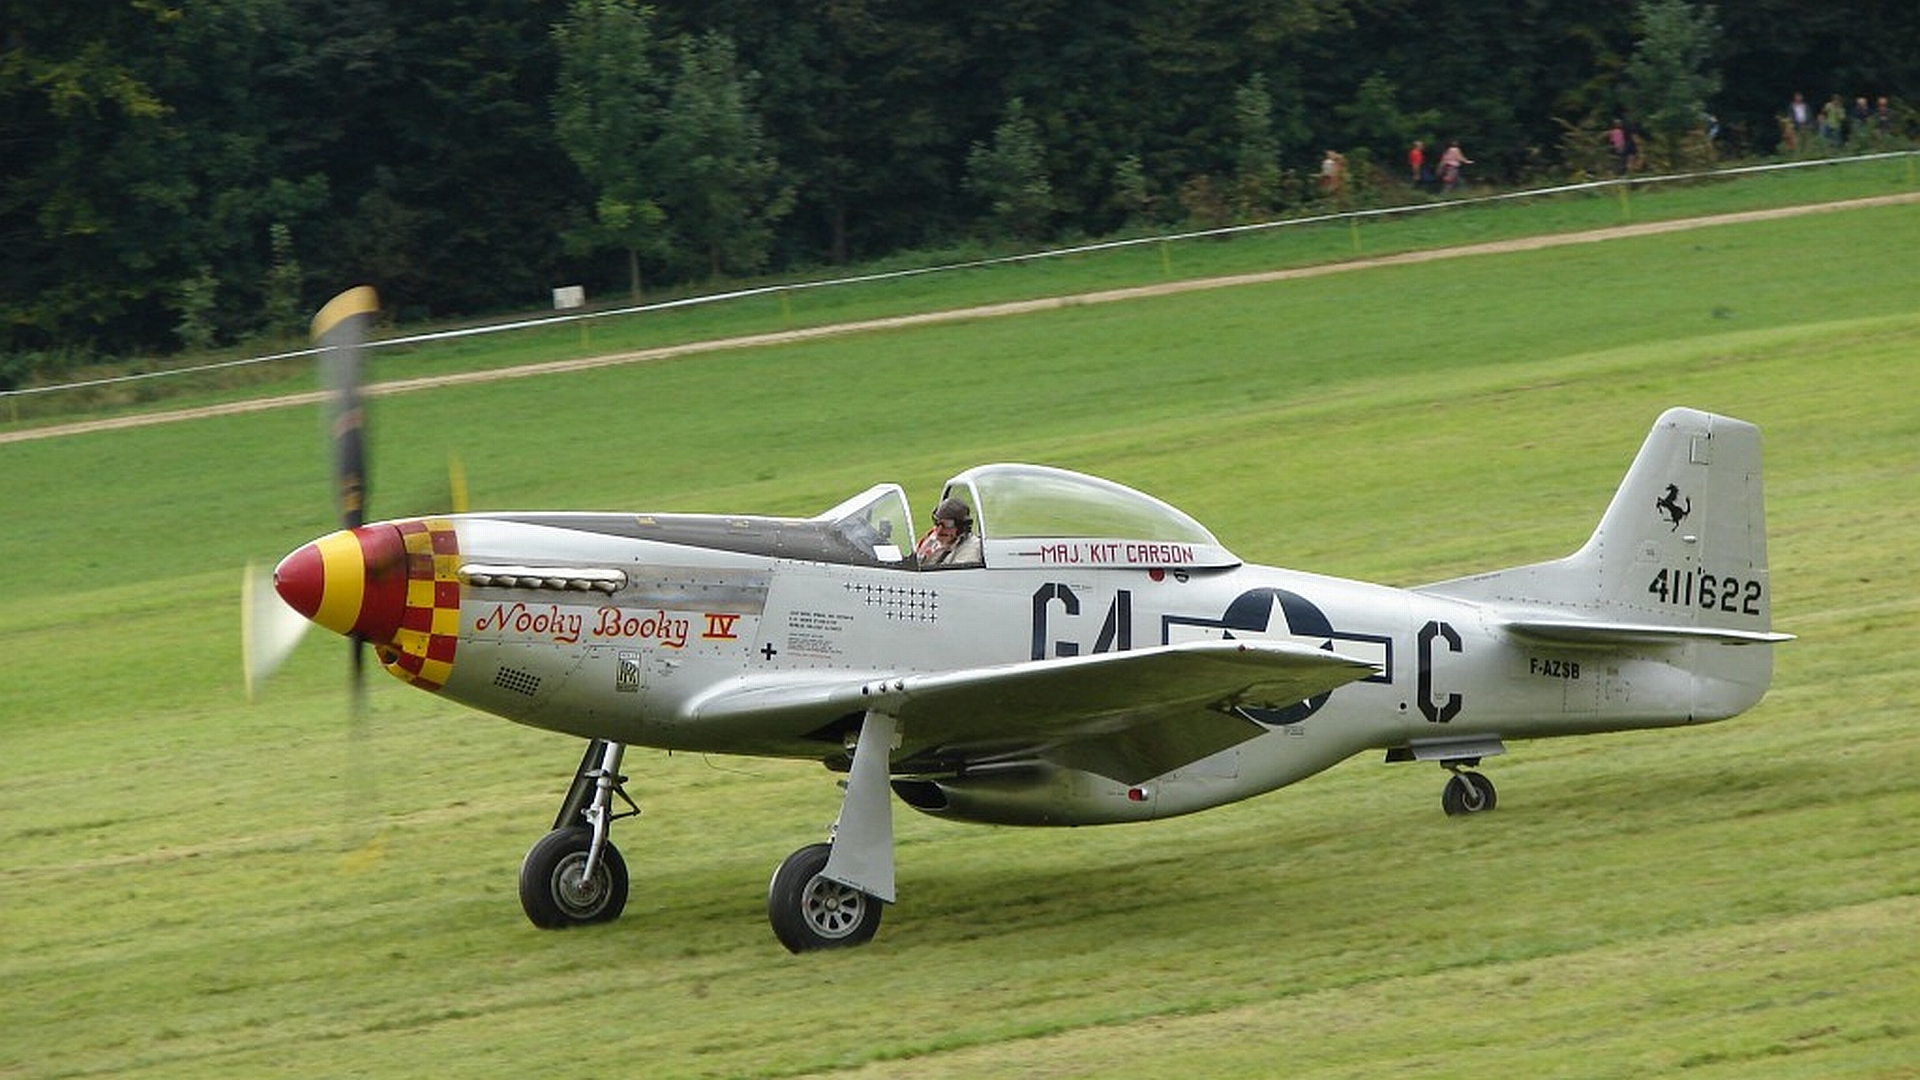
[{"xmin": 1420, "ymin": 408, "xmax": 1787, "ymax": 713}]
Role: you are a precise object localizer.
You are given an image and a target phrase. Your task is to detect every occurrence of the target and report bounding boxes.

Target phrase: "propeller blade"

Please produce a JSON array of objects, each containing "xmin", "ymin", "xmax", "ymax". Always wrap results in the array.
[
  {"xmin": 312, "ymin": 286, "xmax": 380, "ymax": 709},
  {"xmin": 241, "ymin": 560, "xmax": 311, "ymax": 700},
  {"xmin": 448, "ymin": 452, "xmax": 469, "ymax": 514},
  {"xmin": 313, "ymin": 287, "xmax": 387, "ymax": 864},
  {"xmin": 312, "ymin": 286, "xmax": 378, "ymax": 530},
  {"xmin": 241, "ymin": 285, "xmax": 377, "ymax": 700}
]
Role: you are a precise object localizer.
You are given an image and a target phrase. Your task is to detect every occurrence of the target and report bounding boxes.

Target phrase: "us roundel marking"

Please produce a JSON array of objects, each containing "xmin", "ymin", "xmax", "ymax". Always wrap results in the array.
[{"xmin": 1162, "ymin": 587, "xmax": 1392, "ymax": 727}]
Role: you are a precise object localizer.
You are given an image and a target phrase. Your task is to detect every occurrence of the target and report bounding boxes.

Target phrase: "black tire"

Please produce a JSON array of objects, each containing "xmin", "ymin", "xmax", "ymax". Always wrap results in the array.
[
  {"xmin": 767, "ymin": 842, "xmax": 884, "ymax": 953},
  {"xmin": 519, "ymin": 827, "xmax": 629, "ymax": 928},
  {"xmin": 1441, "ymin": 771, "xmax": 1497, "ymax": 816}
]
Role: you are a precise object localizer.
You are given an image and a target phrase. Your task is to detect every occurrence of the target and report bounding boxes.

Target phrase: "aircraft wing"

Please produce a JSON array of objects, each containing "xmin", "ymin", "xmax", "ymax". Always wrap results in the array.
[{"xmin": 687, "ymin": 640, "xmax": 1378, "ymax": 783}]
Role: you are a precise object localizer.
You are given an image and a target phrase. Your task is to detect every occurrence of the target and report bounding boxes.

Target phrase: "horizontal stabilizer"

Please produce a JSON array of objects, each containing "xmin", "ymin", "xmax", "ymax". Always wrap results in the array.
[{"xmin": 1503, "ymin": 617, "xmax": 1794, "ymax": 647}]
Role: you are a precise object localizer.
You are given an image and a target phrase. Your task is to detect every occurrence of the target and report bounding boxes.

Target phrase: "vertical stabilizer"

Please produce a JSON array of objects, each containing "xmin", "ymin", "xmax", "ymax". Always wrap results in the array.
[
  {"xmin": 1418, "ymin": 408, "xmax": 1783, "ymax": 716},
  {"xmin": 1421, "ymin": 408, "xmax": 1772, "ymax": 630}
]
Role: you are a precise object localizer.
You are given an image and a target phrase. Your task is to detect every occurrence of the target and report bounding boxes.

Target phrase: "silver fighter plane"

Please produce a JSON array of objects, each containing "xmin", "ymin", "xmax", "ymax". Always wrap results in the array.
[{"xmin": 259, "ymin": 292, "xmax": 1789, "ymax": 951}]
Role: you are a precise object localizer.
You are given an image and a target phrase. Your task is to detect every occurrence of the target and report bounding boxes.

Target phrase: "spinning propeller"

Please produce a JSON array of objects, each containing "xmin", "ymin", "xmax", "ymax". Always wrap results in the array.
[
  {"xmin": 238, "ymin": 286, "xmax": 391, "ymax": 863},
  {"xmin": 242, "ymin": 287, "xmax": 379, "ymax": 696},
  {"xmin": 315, "ymin": 286, "xmax": 380, "ymax": 714},
  {"xmin": 243, "ymin": 286, "xmax": 470, "ymax": 699},
  {"xmin": 237, "ymin": 287, "xmax": 486, "ymax": 871}
]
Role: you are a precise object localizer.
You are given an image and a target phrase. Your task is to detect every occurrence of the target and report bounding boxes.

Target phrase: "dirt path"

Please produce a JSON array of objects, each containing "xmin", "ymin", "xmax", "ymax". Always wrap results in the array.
[{"xmin": 7, "ymin": 192, "xmax": 1915, "ymax": 446}]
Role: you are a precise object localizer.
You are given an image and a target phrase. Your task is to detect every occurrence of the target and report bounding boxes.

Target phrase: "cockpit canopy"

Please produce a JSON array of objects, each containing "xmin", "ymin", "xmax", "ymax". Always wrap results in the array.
[
  {"xmin": 939, "ymin": 464, "xmax": 1238, "ymax": 570},
  {"xmin": 490, "ymin": 467, "xmax": 1237, "ymax": 573},
  {"xmin": 817, "ymin": 463, "xmax": 1239, "ymax": 570}
]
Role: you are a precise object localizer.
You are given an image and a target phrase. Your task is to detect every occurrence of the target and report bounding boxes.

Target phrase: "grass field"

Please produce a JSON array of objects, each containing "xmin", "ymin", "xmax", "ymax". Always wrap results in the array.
[{"xmin": 2, "ymin": 183, "xmax": 1917, "ymax": 1078}]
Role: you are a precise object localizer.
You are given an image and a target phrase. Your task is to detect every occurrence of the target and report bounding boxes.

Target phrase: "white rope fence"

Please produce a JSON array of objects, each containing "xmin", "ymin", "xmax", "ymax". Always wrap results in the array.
[{"xmin": 5, "ymin": 150, "xmax": 1914, "ymax": 404}]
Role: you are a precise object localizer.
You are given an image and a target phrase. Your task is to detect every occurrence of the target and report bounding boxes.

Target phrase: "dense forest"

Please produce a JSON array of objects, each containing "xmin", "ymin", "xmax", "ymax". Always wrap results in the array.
[{"xmin": 3, "ymin": 0, "xmax": 1915, "ymax": 378}]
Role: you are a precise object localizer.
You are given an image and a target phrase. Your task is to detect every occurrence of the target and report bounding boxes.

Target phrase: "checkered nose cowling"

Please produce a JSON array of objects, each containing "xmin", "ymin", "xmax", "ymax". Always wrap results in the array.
[{"xmin": 274, "ymin": 519, "xmax": 461, "ymax": 691}]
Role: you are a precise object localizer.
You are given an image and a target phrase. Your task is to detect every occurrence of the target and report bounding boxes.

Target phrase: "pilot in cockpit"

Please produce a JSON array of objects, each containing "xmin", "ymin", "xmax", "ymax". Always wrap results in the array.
[{"xmin": 914, "ymin": 497, "xmax": 983, "ymax": 568}]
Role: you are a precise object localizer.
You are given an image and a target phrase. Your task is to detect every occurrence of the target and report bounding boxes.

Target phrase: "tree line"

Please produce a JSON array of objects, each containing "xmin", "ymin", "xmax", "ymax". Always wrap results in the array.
[{"xmin": 3, "ymin": 0, "xmax": 1914, "ymax": 379}]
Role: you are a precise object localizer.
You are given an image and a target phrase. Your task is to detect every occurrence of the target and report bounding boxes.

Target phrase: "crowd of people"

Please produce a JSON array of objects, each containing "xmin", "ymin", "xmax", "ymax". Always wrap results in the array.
[
  {"xmin": 1308, "ymin": 136, "xmax": 1475, "ymax": 203},
  {"xmin": 1781, "ymin": 90, "xmax": 1901, "ymax": 152},
  {"xmin": 1314, "ymin": 137, "xmax": 1479, "ymax": 202},
  {"xmin": 1403, "ymin": 139, "xmax": 1474, "ymax": 193},
  {"xmin": 1311, "ymin": 88, "xmax": 1904, "ymax": 206}
]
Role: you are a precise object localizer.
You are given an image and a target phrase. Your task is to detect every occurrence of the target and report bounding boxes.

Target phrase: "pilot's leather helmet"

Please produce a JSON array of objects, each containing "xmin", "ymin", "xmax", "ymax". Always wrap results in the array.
[{"xmin": 933, "ymin": 497, "xmax": 972, "ymax": 531}]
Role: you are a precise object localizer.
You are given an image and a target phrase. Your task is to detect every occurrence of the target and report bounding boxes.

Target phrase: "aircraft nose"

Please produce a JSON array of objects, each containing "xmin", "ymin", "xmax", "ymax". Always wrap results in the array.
[{"xmin": 274, "ymin": 524, "xmax": 409, "ymax": 643}]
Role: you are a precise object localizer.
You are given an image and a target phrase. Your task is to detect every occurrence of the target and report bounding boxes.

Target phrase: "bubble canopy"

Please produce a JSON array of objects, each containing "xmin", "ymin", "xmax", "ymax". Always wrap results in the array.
[{"xmin": 940, "ymin": 463, "xmax": 1240, "ymax": 570}]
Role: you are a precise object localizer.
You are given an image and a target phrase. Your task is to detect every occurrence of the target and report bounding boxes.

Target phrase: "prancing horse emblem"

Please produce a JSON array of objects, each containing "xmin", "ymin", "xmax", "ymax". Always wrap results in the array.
[{"xmin": 1655, "ymin": 483, "xmax": 1691, "ymax": 531}]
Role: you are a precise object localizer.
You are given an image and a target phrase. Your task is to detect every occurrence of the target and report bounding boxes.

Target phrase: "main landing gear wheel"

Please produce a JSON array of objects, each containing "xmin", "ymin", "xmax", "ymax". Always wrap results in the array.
[
  {"xmin": 1441, "ymin": 770, "xmax": 1497, "ymax": 816},
  {"xmin": 520, "ymin": 827, "xmax": 630, "ymax": 928},
  {"xmin": 767, "ymin": 843, "xmax": 884, "ymax": 953}
]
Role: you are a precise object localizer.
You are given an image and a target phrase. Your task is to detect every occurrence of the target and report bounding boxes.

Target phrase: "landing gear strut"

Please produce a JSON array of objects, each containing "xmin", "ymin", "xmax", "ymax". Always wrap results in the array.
[
  {"xmin": 1441, "ymin": 762, "xmax": 1497, "ymax": 816},
  {"xmin": 766, "ymin": 710, "xmax": 897, "ymax": 952},
  {"xmin": 521, "ymin": 738, "xmax": 637, "ymax": 928}
]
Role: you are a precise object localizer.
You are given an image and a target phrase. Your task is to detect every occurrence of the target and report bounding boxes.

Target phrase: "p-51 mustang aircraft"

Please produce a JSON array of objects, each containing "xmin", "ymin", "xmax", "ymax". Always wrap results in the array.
[{"xmin": 256, "ymin": 290, "xmax": 1788, "ymax": 952}]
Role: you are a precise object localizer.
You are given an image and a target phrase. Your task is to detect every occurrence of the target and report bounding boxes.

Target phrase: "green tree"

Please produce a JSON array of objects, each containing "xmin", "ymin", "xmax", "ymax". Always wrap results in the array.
[
  {"xmin": 965, "ymin": 97, "xmax": 1053, "ymax": 241},
  {"xmin": 1231, "ymin": 74, "xmax": 1283, "ymax": 218},
  {"xmin": 173, "ymin": 266, "xmax": 221, "ymax": 354},
  {"xmin": 262, "ymin": 222, "xmax": 305, "ymax": 338},
  {"xmin": 335, "ymin": 170, "xmax": 425, "ymax": 309},
  {"xmin": 3, "ymin": 0, "xmax": 354, "ymax": 355},
  {"xmin": 654, "ymin": 33, "xmax": 791, "ymax": 279},
  {"xmin": 1108, "ymin": 153, "xmax": 1154, "ymax": 226},
  {"xmin": 1621, "ymin": 0, "xmax": 1722, "ymax": 167},
  {"xmin": 1337, "ymin": 72, "xmax": 1440, "ymax": 169},
  {"xmin": 684, "ymin": 0, "xmax": 969, "ymax": 265},
  {"xmin": 1, "ymin": 1, "xmax": 191, "ymax": 355},
  {"xmin": 550, "ymin": 0, "xmax": 668, "ymax": 297},
  {"xmin": 355, "ymin": 0, "xmax": 580, "ymax": 316}
]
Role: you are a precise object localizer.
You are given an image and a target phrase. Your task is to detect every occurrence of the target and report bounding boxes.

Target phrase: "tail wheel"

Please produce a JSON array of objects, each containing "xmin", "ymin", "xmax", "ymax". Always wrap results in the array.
[
  {"xmin": 520, "ymin": 827, "xmax": 629, "ymax": 928},
  {"xmin": 1442, "ymin": 771, "xmax": 1497, "ymax": 816},
  {"xmin": 767, "ymin": 842, "xmax": 884, "ymax": 953}
]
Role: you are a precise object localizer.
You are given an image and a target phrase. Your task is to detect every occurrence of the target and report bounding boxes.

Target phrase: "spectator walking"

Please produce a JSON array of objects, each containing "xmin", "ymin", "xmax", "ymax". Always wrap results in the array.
[
  {"xmin": 1607, "ymin": 120, "xmax": 1630, "ymax": 174},
  {"xmin": 1438, "ymin": 140, "xmax": 1472, "ymax": 193},
  {"xmin": 1318, "ymin": 149, "xmax": 1347, "ymax": 199}
]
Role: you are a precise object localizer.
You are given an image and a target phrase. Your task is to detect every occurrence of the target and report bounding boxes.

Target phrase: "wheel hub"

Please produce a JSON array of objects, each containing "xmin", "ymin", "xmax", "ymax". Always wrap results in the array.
[
  {"xmin": 802, "ymin": 876, "xmax": 866, "ymax": 938},
  {"xmin": 553, "ymin": 853, "xmax": 608, "ymax": 916}
]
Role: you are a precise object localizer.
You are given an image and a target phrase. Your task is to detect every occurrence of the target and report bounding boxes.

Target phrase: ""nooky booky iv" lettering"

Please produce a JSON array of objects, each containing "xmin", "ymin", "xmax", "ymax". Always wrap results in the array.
[{"xmin": 475, "ymin": 602, "xmax": 693, "ymax": 648}]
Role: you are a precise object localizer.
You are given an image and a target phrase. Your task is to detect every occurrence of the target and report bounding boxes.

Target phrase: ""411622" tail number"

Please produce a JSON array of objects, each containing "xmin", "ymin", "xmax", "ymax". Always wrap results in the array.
[{"xmin": 1647, "ymin": 567, "xmax": 1762, "ymax": 615}]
